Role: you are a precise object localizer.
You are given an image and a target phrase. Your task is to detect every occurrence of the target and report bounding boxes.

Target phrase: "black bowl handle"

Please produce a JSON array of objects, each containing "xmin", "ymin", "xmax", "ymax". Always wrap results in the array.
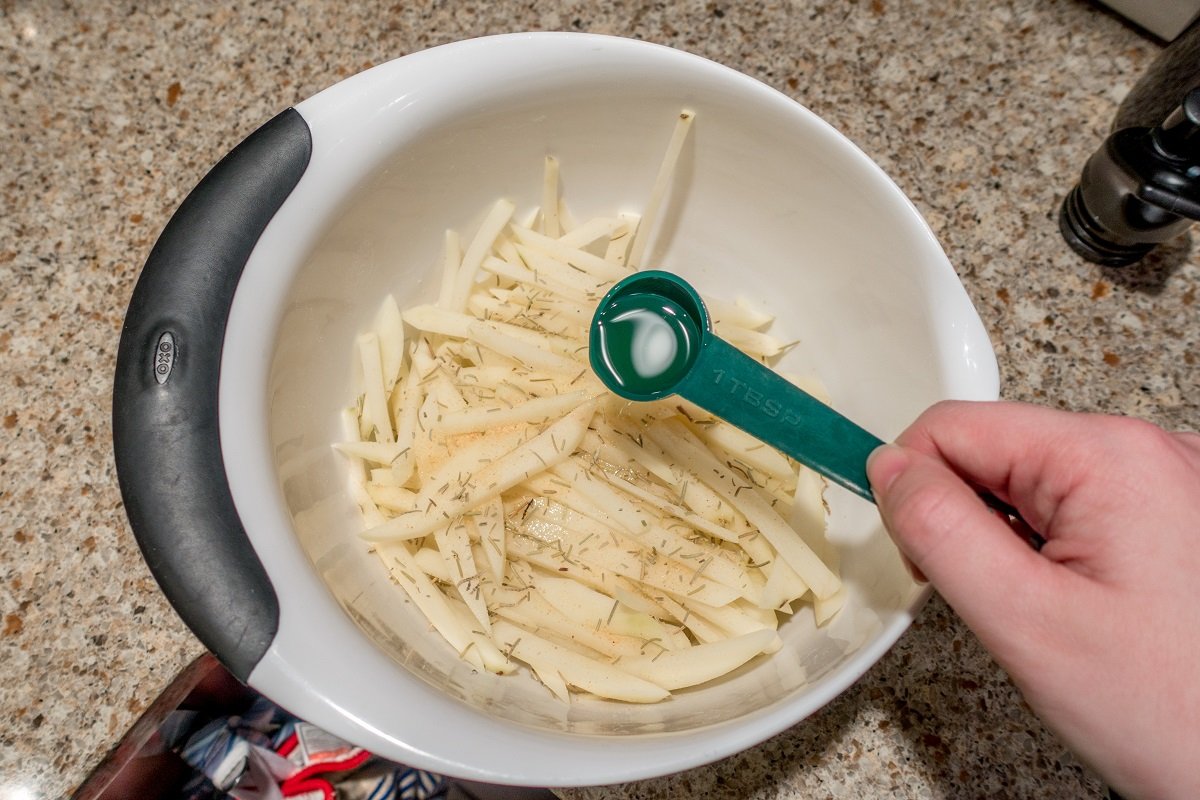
[{"xmin": 113, "ymin": 109, "xmax": 312, "ymax": 681}]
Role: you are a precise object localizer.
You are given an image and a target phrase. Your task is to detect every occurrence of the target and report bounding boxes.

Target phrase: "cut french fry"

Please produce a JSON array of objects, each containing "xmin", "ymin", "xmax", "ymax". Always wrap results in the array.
[
  {"xmin": 367, "ymin": 483, "xmax": 418, "ymax": 512},
  {"xmin": 703, "ymin": 295, "xmax": 774, "ymax": 330},
  {"xmin": 510, "ymin": 226, "xmax": 630, "ymax": 282},
  {"xmin": 451, "ymin": 198, "xmax": 515, "ymax": 311},
  {"xmin": 646, "ymin": 420, "xmax": 841, "ymax": 600},
  {"xmin": 532, "ymin": 575, "xmax": 684, "ymax": 650},
  {"xmin": 645, "ymin": 591, "xmax": 728, "ymax": 644},
  {"xmin": 605, "ymin": 214, "xmax": 638, "ymax": 267},
  {"xmin": 627, "ymin": 109, "xmax": 694, "ymax": 268},
  {"xmin": 528, "ymin": 659, "xmax": 571, "ymax": 704},
  {"xmin": 480, "ymin": 255, "xmax": 593, "ymax": 305},
  {"xmin": 434, "ymin": 520, "xmax": 490, "ymax": 634},
  {"xmin": 414, "ymin": 546, "xmax": 450, "ymax": 582},
  {"xmin": 466, "ymin": 322, "xmax": 581, "ymax": 373},
  {"xmin": 404, "ymin": 304, "xmax": 567, "ymax": 352},
  {"xmin": 375, "ymin": 296, "xmax": 405, "ymax": 392},
  {"xmin": 334, "ymin": 439, "xmax": 407, "ymax": 466},
  {"xmin": 814, "ymin": 585, "xmax": 846, "ymax": 626},
  {"xmin": 436, "ymin": 389, "xmax": 594, "ymax": 435},
  {"xmin": 467, "ymin": 294, "xmax": 587, "ymax": 339},
  {"xmin": 556, "ymin": 216, "xmax": 624, "ymax": 250},
  {"xmin": 663, "ymin": 589, "xmax": 778, "ymax": 640},
  {"xmin": 615, "ymin": 629, "xmax": 777, "ymax": 690},
  {"xmin": 375, "ymin": 540, "xmax": 510, "ymax": 673},
  {"xmin": 491, "ymin": 620, "xmax": 669, "ymax": 703},
  {"xmin": 591, "ymin": 418, "xmax": 741, "ymax": 530},
  {"xmin": 513, "ymin": 245, "xmax": 614, "ymax": 298},
  {"xmin": 474, "ymin": 497, "xmax": 506, "ymax": 583},
  {"xmin": 357, "ymin": 332, "xmax": 394, "ymax": 443},
  {"xmin": 713, "ymin": 319, "xmax": 790, "ymax": 360},
  {"xmin": 550, "ymin": 460, "xmax": 764, "ymax": 604},
  {"xmin": 485, "ymin": 584, "xmax": 650, "ymax": 660},
  {"xmin": 761, "ymin": 558, "xmax": 809, "ymax": 612},
  {"xmin": 695, "ymin": 420, "xmax": 796, "ymax": 486},
  {"xmin": 516, "ymin": 496, "xmax": 743, "ymax": 605},
  {"xmin": 362, "ymin": 402, "xmax": 595, "ymax": 542}
]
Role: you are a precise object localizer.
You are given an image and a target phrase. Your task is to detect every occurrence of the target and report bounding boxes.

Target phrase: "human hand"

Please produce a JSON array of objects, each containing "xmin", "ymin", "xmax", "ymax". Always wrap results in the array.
[{"xmin": 866, "ymin": 401, "xmax": 1200, "ymax": 800}]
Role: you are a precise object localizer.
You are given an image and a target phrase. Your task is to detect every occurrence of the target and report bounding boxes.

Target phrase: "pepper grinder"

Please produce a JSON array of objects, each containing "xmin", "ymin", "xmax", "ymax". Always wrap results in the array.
[{"xmin": 1059, "ymin": 21, "xmax": 1200, "ymax": 266}]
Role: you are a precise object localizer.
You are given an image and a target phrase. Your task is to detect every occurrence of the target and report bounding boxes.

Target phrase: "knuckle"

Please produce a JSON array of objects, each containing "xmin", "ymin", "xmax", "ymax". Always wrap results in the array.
[
  {"xmin": 886, "ymin": 479, "xmax": 969, "ymax": 564},
  {"xmin": 1094, "ymin": 414, "xmax": 1174, "ymax": 457}
]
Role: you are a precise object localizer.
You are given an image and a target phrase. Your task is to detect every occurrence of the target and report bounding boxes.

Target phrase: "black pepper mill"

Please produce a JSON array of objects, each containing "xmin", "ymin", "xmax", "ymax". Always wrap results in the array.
[{"xmin": 1059, "ymin": 20, "xmax": 1200, "ymax": 266}]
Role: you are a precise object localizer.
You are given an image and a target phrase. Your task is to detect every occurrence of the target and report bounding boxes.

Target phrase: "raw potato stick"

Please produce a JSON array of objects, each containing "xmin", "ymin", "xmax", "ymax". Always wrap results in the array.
[
  {"xmin": 628, "ymin": 109, "xmax": 694, "ymax": 268},
  {"xmin": 551, "ymin": 460, "xmax": 764, "ymax": 604},
  {"xmin": 480, "ymin": 256, "xmax": 594, "ymax": 305},
  {"xmin": 434, "ymin": 520, "xmax": 491, "ymax": 633},
  {"xmin": 509, "ymin": 507, "xmax": 742, "ymax": 607},
  {"xmin": 555, "ymin": 216, "xmax": 624, "ymax": 250},
  {"xmin": 451, "ymin": 198, "xmax": 515, "ymax": 311},
  {"xmin": 703, "ymin": 294, "xmax": 774, "ymax": 330},
  {"xmin": 615, "ymin": 629, "xmax": 778, "ymax": 690},
  {"xmin": 375, "ymin": 296, "xmax": 405, "ymax": 392},
  {"xmin": 510, "ymin": 225, "xmax": 631, "ymax": 282},
  {"xmin": 491, "ymin": 620, "xmax": 669, "ymax": 703},
  {"xmin": 474, "ymin": 497, "xmax": 506, "ymax": 583},
  {"xmin": 605, "ymin": 214, "xmax": 638, "ymax": 267},
  {"xmin": 361, "ymin": 402, "xmax": 596, "ymax": 541},
  {"xmin": 646, "ymin": 420, "xmax": 841, "ymax": 600},
  {"xmin": 357, "ymin": 332, "xmax": 393, "ymax": 442},
  {"xmin": 436, "ymin": 389, "xmax": 594, "ymax": 435},
  {"xmin": 374, "ymin": 540, "xmax": 510, "ymax": 673}
]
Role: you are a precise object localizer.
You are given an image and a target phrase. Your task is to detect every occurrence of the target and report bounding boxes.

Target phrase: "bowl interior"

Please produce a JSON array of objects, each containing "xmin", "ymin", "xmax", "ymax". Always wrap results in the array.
[{"xmin": 258, "ymin": 35, "xmax": 991, "ymax": 741}]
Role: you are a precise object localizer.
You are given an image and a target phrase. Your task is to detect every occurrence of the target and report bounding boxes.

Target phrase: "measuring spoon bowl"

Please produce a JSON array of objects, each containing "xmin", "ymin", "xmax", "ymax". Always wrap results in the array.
[{"xmin": 590, "ymin": 271, "xmax": 883, "ymax": 501}]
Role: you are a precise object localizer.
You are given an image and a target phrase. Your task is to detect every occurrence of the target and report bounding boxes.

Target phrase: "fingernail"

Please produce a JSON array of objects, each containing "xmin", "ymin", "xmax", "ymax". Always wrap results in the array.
[{"xmin": 866, "ymin": 443, "xmax": 910, "ymax": 494}]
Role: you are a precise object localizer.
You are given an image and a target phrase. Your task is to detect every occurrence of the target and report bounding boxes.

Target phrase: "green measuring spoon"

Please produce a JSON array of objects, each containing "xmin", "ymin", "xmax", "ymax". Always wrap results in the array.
[{"xmin": 590, "ymin": 270, "xmax": 883, "ymax": 502}]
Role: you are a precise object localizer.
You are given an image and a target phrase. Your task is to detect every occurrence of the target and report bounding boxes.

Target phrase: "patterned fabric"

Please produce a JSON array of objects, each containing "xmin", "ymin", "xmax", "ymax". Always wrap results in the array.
[{"xmin": 162, "ymin": 695, "xmax": 446, "ymax": 800}]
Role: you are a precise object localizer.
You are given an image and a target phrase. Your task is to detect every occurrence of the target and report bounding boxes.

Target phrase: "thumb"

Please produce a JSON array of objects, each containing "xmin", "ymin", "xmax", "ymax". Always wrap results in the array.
[{"xmin": 867, "ymin": 443, "xmax": 1048, "ymax": 634}]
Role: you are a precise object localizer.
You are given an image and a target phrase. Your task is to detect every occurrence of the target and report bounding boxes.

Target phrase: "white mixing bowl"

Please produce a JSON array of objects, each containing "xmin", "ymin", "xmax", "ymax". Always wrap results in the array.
[{"xmin": 113, "ymin": 32, "xmax": 998, "ymax": 787}]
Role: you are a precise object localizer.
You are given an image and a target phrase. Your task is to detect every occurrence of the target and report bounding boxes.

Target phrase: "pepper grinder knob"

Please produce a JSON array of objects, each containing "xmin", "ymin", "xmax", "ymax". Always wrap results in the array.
[
  {"xmin": 1152, "ymin": 88, "xmax": 1200, "ymax": 160},
  {"xmin": 1059, "ymin": 86, "xmax": 1200, "ymax": 267}
]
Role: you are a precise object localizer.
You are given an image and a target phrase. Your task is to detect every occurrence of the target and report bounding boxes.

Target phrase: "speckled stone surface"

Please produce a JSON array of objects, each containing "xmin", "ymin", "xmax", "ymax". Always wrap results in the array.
[{"xmin": 2, "ymin": 1, "xmax": 1196, "ymax": 798}]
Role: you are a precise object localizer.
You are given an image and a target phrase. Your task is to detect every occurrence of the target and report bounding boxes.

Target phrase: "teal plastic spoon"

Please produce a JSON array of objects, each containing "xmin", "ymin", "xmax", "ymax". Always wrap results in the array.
[
  {"xmin": 589, "ymin": 269, "xmax": 1037, "ymax": 545},
  {"xmin": 589, "ymin": 270, "xmax": 882, "ymax": 502}
]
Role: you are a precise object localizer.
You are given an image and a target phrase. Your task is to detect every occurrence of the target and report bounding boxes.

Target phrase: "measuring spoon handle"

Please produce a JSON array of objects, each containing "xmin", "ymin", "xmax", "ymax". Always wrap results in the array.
[{"xmin": 675, "ymin": 336, "xmax": 882, "ymax": 502}]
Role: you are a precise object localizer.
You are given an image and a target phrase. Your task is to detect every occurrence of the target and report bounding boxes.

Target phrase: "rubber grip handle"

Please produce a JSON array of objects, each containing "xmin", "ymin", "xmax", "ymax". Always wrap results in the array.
[
  {"xmin": 112, "ymin": 108, "xmax": 312, "ymax": 681},
  {"xmin": 676, "ymin": 336, "xmax": 883, "ymax": 502}
]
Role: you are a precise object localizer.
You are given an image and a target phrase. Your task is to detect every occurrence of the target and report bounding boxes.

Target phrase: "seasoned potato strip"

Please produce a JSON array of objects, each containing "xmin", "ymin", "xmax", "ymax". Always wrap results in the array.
[
  {"xmin": 436, "ymin": 389, "xmax": 594, "ymax": 435},
  {"xmin": 375, "ymin": 540, "xmax": 510, "ymax": 673},
  {"xmin": 362, "ymin": 402, "xmax": 595, "ymax": 542},
  {"xmin": 451, "ymin": 198, "xmax": 515, "ymax": 311},
  {"xmin": 510, "ymin": 225, "xmax": 631, "ymax": 282},
  {"xmin": 615, "ymin": 629, "xmax": 778, "ymax": 690},
  {"xmin": 492, "ymin": 620, "xmax": 669, "ymax": 703},
  {"xmin": 628, "ymin": 109, "xmax": 694, "ymax": 268},
  {"xmin": 647, "ymin": 420, "xmax": 840, "ymax": 600}
]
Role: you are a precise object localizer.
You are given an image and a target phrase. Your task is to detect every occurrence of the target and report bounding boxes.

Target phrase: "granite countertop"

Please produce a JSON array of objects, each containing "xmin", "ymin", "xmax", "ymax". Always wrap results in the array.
[{"xmin": 3, "ymin": 1, "xmax": 1197, "ymax": 798}]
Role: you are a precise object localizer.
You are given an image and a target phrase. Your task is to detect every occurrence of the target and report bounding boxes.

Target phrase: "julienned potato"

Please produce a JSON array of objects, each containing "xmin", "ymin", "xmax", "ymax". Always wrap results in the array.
[{"xmin": 336, "ymin": 111, "xmax": 846, "ymax": 704}]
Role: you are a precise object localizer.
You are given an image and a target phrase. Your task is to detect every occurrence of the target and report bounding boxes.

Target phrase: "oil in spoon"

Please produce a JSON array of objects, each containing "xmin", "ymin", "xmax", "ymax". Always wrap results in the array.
[{"xmin": 591, "ymin": 292, "xmax": 698, "ymax": 395}]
